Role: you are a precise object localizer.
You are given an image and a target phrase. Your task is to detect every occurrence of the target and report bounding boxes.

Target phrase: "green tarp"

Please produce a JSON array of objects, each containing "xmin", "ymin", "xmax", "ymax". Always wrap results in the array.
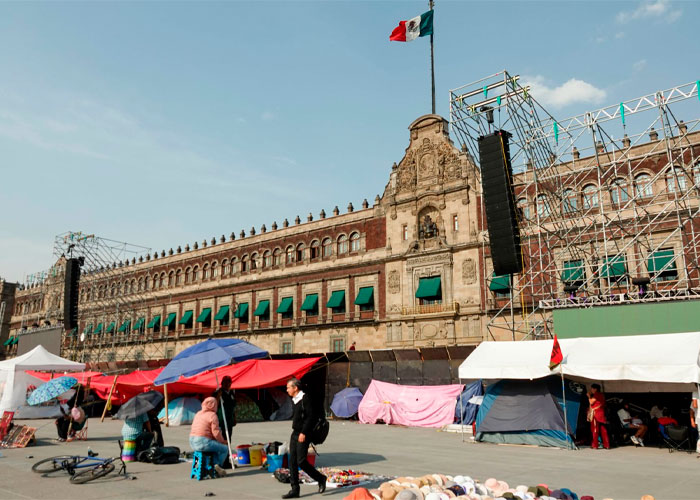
[
  {"xmin": 561, "ymin": 260, "xmax": 585, "ymax": 283},
  {"xmin": 648, "ymin": 249, "xmax": 676, "ymax": 273},
  {"xmin": 489, "ymin": 273, "xmax": 510, "ymax": 292},
  {"xmin": 600, "ymin": 255, "xmax": 626, "ymax": 278}
]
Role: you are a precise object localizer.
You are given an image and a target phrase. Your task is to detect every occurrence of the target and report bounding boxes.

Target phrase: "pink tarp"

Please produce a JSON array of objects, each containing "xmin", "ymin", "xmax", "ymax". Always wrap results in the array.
[{"xmin": 358, "ymin": 379, "xmax": 464, "ymax": 428}]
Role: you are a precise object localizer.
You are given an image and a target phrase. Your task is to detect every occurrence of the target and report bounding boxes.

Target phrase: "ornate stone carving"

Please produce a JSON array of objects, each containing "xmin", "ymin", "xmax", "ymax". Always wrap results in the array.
[
  {"xmin": 406, "ymin": 252, "xmax": 452, "ymax": 269},
  {"xmin": 388, "ymin": 270, "xmax": 400, "ymax": 294},
  {"xmin": 421, "ymin": 324, "xmax": 438, "ymax": 339},
  {"xmin": 437, "ymin": 141, "xmax": 463, "ymax": 182},
  {"xmin": 419, "ymin": 215, "xmax": 439, "ymax": 240},
  {"xmin": 462, "ymin": 258, "xmax": 476, "ymax": 284}
]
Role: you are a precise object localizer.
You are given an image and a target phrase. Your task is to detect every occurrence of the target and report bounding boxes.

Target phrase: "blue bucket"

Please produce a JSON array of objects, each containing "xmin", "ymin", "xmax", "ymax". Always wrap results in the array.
[
  {"xmin": 267, "ymin": 454, "xmax": 284, "ymax": 472},
  {"xmin": 236, "ymin": 445, "xmax": 251, "ymax": 465}
]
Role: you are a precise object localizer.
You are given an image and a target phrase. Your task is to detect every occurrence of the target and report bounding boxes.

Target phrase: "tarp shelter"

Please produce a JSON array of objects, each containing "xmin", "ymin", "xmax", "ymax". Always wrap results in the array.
[
  {"xmin": 475, "ymin": 377, "xmax": 583, "ymax": 448},
  {"xmin": 358, "ymin": 379, "xmax": 463, "ymax": 428},
  {"xmin": 157, "ymin": 396, "xmax": 201, "ymax": 426},
  {"xmin": 28, "ymin": 371, "xmax": 104, "ymax": 385},
  {"xmin": 458, "ymin": 332, "xmax": 700, "ymax": 391},
  {"xmin": 0, "ymin": 345, "xmax": 85, "ymax": 418},
  {"xmin": 455, "ymin": 380, "xmax": 483, "ymax": 425}
]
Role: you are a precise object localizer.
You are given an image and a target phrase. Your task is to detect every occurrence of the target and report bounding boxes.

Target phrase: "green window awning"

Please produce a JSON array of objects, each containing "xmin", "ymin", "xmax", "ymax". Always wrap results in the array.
[
  {"xmin": 163, "ymin": 312, "xmax": 177, "ymax": 327},
  {"xmin": 3, "ymin": 336, "xmax": 13, "ymax": 346},
  {"xmin": 179, "ymin": 310, "xmax": 193, "ymax": 325},
  {"xmin": 84, "ymin": 324, "xmax": 93, "ymax": 335},
  {"xmin": 118, "ymin": 320, "xmax": 131, "ymax": 332},
  {"xmin": 214, "ymin": 305, "xmax": 230, "ymax": 321},
  {"xmin": 416, "ymin": 277, "xmax": 442, "ymax": 298},
  {"xmin": 277, "ymin": 297, "xmax": 293, "ymax": 314},
  {"xmin": 11, "ymin": 336, "xmax": 19, "ymax": 345},
  {"xmin": 600, "ymin": 255, "xmax": 626, "ymax": 278},
  {"xmin": 489, "ymin": 273, "xmax": 510, "ymax": 292},
  {"xmin": 94, "ymin": 323, "xmax": 103, "ymax": 335},
  {"xmin": 196, "ymin": 308, "xmax": 211, "ymax": 322},
  {"xmin": 561, "ymin": 260, "xmax": 585, "ymax": 283},
  {"xmin": 326, "ymin": 290, "xmax": 346, "ymax": 308},
  {"xmin": 300, "ymin": 294, "xmax": 318, "ymax": 311},
  {"xmin": 106, "ymin": 322, "xmax": 116, "ymax": 333},
  {"xmin": 253, "ymin": 300, "xmax": 270, "ymax": 317},
  {"xmin": 133, "ymin": 317, "xmax": 145, "ymax": 330},
  {"xmin": 233, "ymin": 303, "xmax": 249, "ymax": 319},
  {"xmin": 648, "ymin": 249, "xmax": 676, "ymax": 273},
  {"xmin": 354, "ymin": 286, "xmax": 374, "ymax": 305},
  {"xmin": 148, "ymin": 315, "xmax": 161, "ymax": 328},
  {"xmin": 67, "ymin": 327, "xmax": 77, "ymax": 337}
]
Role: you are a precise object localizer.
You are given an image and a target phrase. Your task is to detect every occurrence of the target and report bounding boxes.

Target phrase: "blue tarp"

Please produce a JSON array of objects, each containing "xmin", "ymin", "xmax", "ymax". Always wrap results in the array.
[{"xmin": 455, "ymin": 380, "xmax": 483, "ymax": 425}]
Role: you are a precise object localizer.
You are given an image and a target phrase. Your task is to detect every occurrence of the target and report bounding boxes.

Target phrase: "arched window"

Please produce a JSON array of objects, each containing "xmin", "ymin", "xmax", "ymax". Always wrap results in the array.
[
  {"xmin": 693, "ymin": 162, "xmax": 700, "ymax": 187},
  {"xmin": 159, "ymin": 272, "xmax": 165, "ymax": 288},
  {"xmin": 634, "ymin": 173, "xmax": 653, "ymax": 198},
  {"xmin": 211, "ymin": 262, "xmax": 217, "ymax": 278},
  {"xmin": 250, "ymin": 253, "xmax": 258, "ymax": 270},
  {"xmin": 138, "ymin": 278, "xmax": 144, "ymax": 292},
  {"xmin": 583, "ymin": 184, "xmax": 599, "ymax": 209},
  {"xmin": 285, "ymin": 246, "xmax": 294, "ymax": 264},
  {"xmin": 536, "ymin": 195, "xmax": 550, "ymax": 217},
  {"xmin": 263, "ymin": 251, "xmax": 272, "ymax": 268},
  {"xmin": 168, "ymin": 271, "xmax": 174, "ymax": 287},
  {"xmin": 322, "ymin": 238, "xmax": 332, "ymax": 257},
  {"xmin": 350, "ymin": 233, "xmax": 360, "ymax": 252},
  {"xmin": 562, "ymin": 189, "xmax": 577, "ymax": 213},
  {"xmin": 176, "ymin": 269, "xmax": 182, "ymax": 285},
  {"xmin": 338, "ymin": 235, "xmax": 349, "ymax": 254},
  {"xmin": 666, "ymin": 167, "xmax": 687, "ymax": 193},
  {"xmin": 241, "ymin": 256, "xmax": 249, "ymax": 272},
  {"xmin": 185, "ymin": 267, "xmax": 192, "ymax": 284},
  {"xmin": 222, "ymin": 259, "xmax": 229, "ymax": 276},
  {"xmin": 517, "ymin": 198, "xmax": 530, "ymax": 220},
  {"xmin": 130, "ymin": 279, "xmax": 136, "ymax": 293},
  {"xmin": 203, "ymin": 263, "xmax": 209, "ymax": 280},
  {"xmin": 152, "ymin": 274, "xmax": 159, "ymax": 290},
  {"xmin": 273, "ymin": 249, "xmax": 282, "ymax": 266},
  {"xmin": 230, "ymin": 257, "xmax": 238, "ymax": 274},
  {"xmin": 610, "ymin": 178, "xmax": 629, "ymax": 204},
  {"xmin": 192, "ymin": 265, "xmax": 199, "ymax": 282},
  {"xmin": 296, "ymin": 243, "xmax": 306, "ymax": 262},
  {"xmin": 310, "ymin": 240, "xmax": 320, "ymax": 260}
]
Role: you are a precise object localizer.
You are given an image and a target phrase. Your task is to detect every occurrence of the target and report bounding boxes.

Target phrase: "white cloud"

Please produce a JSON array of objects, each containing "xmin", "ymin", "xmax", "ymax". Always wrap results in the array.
[
  {"xmin": 616, "ymin": 0, "xmax": 682, "ymax": 24},
  {"xmin": 615, "ymin": 32, "xmax": 625, "ymax": 39},
  {"xmin": 522, "ymin": 76, "xmax": 607, "ymax": 110},
  {"xmin": 260, "ymin": 111, "xmax": 276, "ymax": 121},
  {"xmin": 633, "ymin": 59, "xmax": 647, "ymax": 71}
]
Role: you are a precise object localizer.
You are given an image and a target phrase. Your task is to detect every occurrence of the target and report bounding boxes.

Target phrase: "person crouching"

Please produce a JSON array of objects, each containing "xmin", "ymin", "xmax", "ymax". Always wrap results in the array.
[{"xmin": 189, "ymin": 396, "xmax": 229, "ymax": 477}]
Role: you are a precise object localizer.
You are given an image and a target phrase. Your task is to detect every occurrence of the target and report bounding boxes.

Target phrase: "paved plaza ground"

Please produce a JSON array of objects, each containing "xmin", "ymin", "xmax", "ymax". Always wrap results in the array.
[{"xmin": 0, "ymin": 418, "xmax": 697, "ymax": 500}]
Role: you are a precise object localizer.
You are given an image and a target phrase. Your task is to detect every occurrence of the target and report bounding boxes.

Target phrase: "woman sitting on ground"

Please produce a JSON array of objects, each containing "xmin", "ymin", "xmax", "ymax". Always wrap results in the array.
[{"xmin": 189, "ymin": 397, "xmax": 228, "ymax": 477}]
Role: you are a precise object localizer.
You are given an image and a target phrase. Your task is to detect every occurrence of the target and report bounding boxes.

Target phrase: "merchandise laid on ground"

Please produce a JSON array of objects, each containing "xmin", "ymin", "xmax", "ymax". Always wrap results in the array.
[{"xmin": 273, "ymin": 467, "xmax": 390, "ymax": 489}]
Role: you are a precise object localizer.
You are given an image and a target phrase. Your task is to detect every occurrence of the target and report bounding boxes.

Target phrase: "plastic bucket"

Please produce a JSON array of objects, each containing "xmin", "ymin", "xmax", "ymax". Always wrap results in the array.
[
  {"xmin": 236, "ymin": 444, "xmax": 251, "ymax": 465},
  {"xmin": 249, "ymin": 445, "xmax": 263, "ymax": 466},
  {"xmin": 267, "ymin": 454, "xmax": 284, "ymax": 473}
]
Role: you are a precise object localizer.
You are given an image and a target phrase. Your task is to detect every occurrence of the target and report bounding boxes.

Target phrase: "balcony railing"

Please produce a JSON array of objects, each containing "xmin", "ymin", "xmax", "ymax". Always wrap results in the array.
[{"xmin": 401, "ymin": 302, "xmax": 459, "ymax": 316}]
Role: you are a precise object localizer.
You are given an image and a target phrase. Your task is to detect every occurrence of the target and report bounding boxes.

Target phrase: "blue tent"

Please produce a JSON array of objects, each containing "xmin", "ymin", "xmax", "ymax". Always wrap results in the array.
[
  {"xmin": 455, "ymin": 380, "xmax": 483, "ymax": 425},
  {"xmin": 475, "ymin": 376, "xmax": 582, "ymax": 448}
]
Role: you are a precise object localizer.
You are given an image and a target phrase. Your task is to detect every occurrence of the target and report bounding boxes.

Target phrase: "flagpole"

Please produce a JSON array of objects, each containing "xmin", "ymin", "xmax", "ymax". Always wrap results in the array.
[
  {"xmin": 560, "ymin": 364, "xmax": 570, "ymax": 450},
  {"xmin": 429, "ymin": 0, "xmax": 435, "ymax": 114}
]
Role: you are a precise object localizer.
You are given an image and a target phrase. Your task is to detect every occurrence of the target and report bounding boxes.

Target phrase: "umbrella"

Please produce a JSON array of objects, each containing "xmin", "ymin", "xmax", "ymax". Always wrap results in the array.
[
  {"xmin": 115, "ymin": 390, "xmax": 164, "ymax": 420},
  {"xmin": 330, "ymin": 387, "xmax": 364, "ymax": 418},
  {"xmin": 154, "ymin": 338, "xmax": 268, "ymax": 385},
  {"xmin": 27, "ymin": 376, "xmax": 78, "ymax": 406}
]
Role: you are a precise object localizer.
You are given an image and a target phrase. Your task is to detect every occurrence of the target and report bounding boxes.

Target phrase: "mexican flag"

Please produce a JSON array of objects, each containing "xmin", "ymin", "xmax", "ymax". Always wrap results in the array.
[
  {"xmin": 390, "ymin": 10, "xmax": 434, "ymax": 42},
  {"xmin": 549, "ymin": 334, "xmax": 563, "ymax": 370}
]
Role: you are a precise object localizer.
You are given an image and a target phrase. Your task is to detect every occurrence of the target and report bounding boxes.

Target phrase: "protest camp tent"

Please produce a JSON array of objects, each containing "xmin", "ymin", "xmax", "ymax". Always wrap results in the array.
[
  {"xmin": 0, "ymin": 345, "xmax": 85, "ymax": 418},
  {"xmin": 455, "ymin": 380, "xmax": 483, "ymax": 425},
  {"xmin": 157, "ymin": 396, "xmax": 201, "ymax": 426}
]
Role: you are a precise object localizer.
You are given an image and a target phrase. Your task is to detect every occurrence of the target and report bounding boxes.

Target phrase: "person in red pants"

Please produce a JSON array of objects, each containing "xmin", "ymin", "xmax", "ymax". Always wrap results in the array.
[{"xmin": 588, "ymin": 384, "xmax": 610, "ymax": 449}]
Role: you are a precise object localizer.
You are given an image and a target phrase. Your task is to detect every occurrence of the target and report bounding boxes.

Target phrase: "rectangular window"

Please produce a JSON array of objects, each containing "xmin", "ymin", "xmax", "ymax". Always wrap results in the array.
[
  {"xmin": 215, "ymin": 305, "xmax": 230, "ymax": 326},
  {"xmin": 326, "ymin": 290, "xmax": 346, "ymax": 314},
  {"xmin": 301, "ymin": 293, "xmax": 319, "ymax": 317},
  {"xmin": 354, "ymin": 286, "xmax": 374, "ymax": 312},
  {"xmin": 402, "ymin": 225, "xmax": 408, "ymax": 241},
  {"xmin": 234, "ymin": 303, "xmax": 249, "ymax": 324},
  {"xmin": 415, "ymin": 277, "xmax": 442, "ymax": 305},
  {"xmin": 452, "ymin": 215, "xmax": 459, "ymax": 231},
  {"xmin": 332, "ymin": 338, "xmax": 345, "ymax": 352},
  {"xmin": 277, "ymin": 297, "xmax": 294, "ymax": 320},
  {"xmin": 281, "ymin": 341, "xmax": 293, "ymax": 354},
  {"xmin": 253, "ymin": 299, "xmax": 270, "ymax": 322}
]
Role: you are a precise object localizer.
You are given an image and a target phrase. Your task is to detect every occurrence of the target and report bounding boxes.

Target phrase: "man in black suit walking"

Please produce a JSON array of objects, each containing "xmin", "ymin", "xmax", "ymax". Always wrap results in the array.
[{"xmin": 282, "ymin": 377, "xmax": 326, "ymax": 499}]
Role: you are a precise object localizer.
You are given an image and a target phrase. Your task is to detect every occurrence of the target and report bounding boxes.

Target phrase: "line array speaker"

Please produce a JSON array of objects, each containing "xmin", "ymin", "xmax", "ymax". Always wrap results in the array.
[
  {"xmin": 478, "ymin": 130, "xmax": 523, "ymax": 276},
  {"xmin": 63, "ymin": 258, "xmax": 81, "ymax": 330}
]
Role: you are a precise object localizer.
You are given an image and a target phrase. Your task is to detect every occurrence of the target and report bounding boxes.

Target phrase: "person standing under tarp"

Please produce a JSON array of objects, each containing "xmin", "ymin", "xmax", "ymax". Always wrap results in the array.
[
  {"xmin": 588, "ymin": 383, "xmax": 610, "ymax": 449},
  {"xmin": 212, "ymin": 375, "xmax": 236, "ymax": 442}
]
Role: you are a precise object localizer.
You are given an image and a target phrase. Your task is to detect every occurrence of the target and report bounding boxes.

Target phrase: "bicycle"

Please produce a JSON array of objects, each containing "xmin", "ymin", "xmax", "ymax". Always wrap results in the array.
[{"xmin": 32, "ymin": 448, "xmax": 127, "ymax": 484}]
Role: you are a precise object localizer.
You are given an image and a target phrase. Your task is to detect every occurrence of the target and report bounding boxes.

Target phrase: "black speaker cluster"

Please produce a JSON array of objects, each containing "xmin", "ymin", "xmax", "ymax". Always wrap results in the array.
[
  {"xmin": 478, "ymin": 130, "xmax": 523, "ymax": 276},
  {"xmin": 63, "ymin": 258, "xmax": 81, "ymax": 330}
]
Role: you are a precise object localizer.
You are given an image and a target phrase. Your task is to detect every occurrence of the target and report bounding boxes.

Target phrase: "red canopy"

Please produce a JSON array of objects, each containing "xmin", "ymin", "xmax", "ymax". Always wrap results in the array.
[{"xmin": 27, "ymin": 370, "xmax": 104, "ymax": 384}]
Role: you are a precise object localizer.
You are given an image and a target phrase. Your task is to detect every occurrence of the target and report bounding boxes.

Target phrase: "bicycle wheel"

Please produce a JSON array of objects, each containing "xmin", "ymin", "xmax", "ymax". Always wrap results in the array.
[
  {"xmin": 32, "ymin": 455, "xmax": 78, "ymax": 474},
  {"xmin": 69, "ymin": 463, "xmax": 115, "ymax": 484}
]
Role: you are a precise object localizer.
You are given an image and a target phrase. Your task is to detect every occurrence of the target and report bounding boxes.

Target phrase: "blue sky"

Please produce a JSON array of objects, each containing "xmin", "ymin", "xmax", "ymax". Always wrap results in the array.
[{"xmin": 1, "ymin": 0, "xmax": 698, "ymax": 282}]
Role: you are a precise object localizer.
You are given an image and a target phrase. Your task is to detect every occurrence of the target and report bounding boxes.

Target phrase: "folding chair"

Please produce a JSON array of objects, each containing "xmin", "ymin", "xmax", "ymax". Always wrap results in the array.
[
  {"xmin": 66, "ymin": 419, "xmax": 88, "ymax": 442},
  {"xmin": 659, "ymin": 424, "xmax": 692, "ymax": 453}
]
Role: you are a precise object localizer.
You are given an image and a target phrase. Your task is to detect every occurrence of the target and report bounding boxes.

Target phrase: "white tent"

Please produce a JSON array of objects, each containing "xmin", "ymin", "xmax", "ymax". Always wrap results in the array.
[
  {"xmin": 0, "ymin": 345, "xmax": 85, "ymax": 418},
  {"xmin": 458, "ymin": 332, "xmax": 700, "ymax": 392}
]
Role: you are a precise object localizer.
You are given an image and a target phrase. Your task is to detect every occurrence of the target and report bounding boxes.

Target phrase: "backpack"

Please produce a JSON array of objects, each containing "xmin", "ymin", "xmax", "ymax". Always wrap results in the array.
[
  {"xmin": 310, "ymin": 417, "xmax": 329, "ymax": 445},
  {"xmin": 137, "ymin": 446, "xmax": 181, "ymax": 464}
]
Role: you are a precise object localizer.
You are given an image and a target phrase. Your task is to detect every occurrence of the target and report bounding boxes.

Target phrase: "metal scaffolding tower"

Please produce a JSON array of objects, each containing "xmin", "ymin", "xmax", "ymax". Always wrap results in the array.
[{"xmin": 449, "ymin": 71, "xmax": 700, "ymax": 341}]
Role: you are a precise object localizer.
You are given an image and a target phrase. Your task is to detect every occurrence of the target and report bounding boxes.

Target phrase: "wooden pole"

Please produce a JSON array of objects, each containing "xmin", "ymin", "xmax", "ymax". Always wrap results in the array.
[
  {"xmin": 164, "ymin": 384, "xmax": 169, "ymax": 427},
  {"xmin": 100, "ymin": 375, "xmax": 119, "ymax": 422}
]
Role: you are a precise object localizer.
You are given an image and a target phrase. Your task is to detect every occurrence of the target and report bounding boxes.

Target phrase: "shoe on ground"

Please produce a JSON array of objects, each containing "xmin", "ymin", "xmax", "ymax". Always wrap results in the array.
[
  {"xmin": 318, "ymin": 477, "xmax": 327, "ymax": 494},
  {"xmin": 281, "ymin": 490, "xmax": 300, "ymax": 499},
  {"xmin": 631, "ymin": 435, "xmax": 639, "ymax": 445},
  {"xmin": 214, "ymin": 465, "xmax": 227, "ymax": 478},
  {"xmin": 639, "ymin": 438, "xmax": 645, "ymax": 447}
]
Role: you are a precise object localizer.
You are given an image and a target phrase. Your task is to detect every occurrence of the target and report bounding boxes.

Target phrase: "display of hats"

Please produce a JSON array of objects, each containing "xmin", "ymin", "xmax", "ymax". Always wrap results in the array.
[{"xmin": 395, "ymin": 488, "xmax": 424, "ymax": 500}]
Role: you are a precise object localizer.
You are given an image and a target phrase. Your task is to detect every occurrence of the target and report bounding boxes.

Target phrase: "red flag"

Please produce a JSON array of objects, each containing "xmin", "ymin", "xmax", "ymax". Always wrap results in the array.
[{"xmin": 549, "ymin": 334, "xmax": 563, "ymax": 370}]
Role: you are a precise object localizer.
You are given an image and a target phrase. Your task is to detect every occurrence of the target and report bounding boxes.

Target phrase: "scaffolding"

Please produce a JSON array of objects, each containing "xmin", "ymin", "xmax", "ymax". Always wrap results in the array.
[
  {"xmin": 449, "ymin": 71, "xmax": 700, "ymax": 341},
  {"xmin": 54, "ymin": 231, "xmax": 168, "ymax": 362}
]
